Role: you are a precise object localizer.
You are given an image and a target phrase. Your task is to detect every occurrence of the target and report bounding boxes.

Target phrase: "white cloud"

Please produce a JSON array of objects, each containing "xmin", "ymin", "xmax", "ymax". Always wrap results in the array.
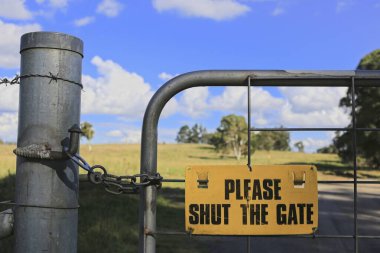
[
  {"xmin": 336, "ymin": 0, "xmax": 353, "ymax": 13},
  {"xmin": 105, "ymin": 126, "xmax": 178, "ymax": 144},
  {"xmin": 153, "ymin": 0, "xmax": 250, "ymax": 21},
  {"xmin": 0, "ymin": 0, "xmax": 33, "ymax": 20},
  {"xmin": 174, "ymin": 85, "xmax": 349, "ymax": 129},
  {"xmin": 36, "ymin": 0, "xmax": 68, "ymax": 8},
  {"xmin": 271, "ymin": 6, "xmax": 284, "ymax": 16},
  {"xmin": 278, "ymin": 87, "xmax": 347, "ymax": 114},
  {"xmin": 0, "ymin": 81, "xmax": 19, "ymax": 111},
  {"xmin": 158, "ymin": 72, "xmax": 177, "ymax": 81},
  {"xmin": 97, "ymin": 0, "xmax": 124, "ymax": 17},
  {"xmin": 279, "ymin": 102, "xmax": 349, "ymax": 127},
  {"xmin": 179, "ymin": 87, "xmax": 209, "ymax": 117},
  {"xmin": 210, "ymin": 87, "xmax": 284, "ymax": 115},
  {"xmin": 277, "ymin": 87, "xmax": 350, "ymax": 128},
  {"xmin": 106, "ymin": 127, "xmax": 141, "ymax": 143},
  {"xmin": 0, "ymin": 112, "xmax": 18, "ymax": 142},
  {"xmin": 0, "ymin": 20, "xmax": 42, "ymax": 68},
  {"xmin": 49, "ymin": 0, "xmax": 68, "ymax": 8},
  {"xmin": 74, "ymin": 16, "xmax": 95, "ymax": 27},
  {"xmin": 82, "ymin": 56, "xmax": 157, "ymax": 118}
]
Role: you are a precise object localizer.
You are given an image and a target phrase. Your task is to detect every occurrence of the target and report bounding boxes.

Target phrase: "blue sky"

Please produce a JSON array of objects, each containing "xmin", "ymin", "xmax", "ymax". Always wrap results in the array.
[{"xmin": 0, "ymin": 0, "xmax": 379, "ymax": 152}]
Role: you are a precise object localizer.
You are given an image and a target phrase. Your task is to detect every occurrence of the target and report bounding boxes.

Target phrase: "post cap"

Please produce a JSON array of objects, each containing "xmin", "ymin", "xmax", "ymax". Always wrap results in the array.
[{"xmin": 20, "ymin": 32, "xmax": 83, "ymax": 57}]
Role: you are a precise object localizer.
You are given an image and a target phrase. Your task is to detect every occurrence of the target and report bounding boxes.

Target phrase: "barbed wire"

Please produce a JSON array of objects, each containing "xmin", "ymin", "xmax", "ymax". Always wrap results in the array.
[{"xmin": 0, "ymin": 73, "xmax": 83, "ymax": 89}]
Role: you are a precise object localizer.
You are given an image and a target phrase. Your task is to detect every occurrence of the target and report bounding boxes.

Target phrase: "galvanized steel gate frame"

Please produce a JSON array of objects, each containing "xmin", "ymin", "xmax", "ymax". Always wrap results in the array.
[{"xmin": 139, "ymin": 70, "xmax": 380, "ymax": 253}]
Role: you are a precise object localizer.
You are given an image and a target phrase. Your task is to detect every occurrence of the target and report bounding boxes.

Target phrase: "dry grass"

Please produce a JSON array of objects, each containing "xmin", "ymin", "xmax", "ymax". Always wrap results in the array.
[{"xmin": 1, "ymin": 143, "xmax": 379, "ymax": 182}]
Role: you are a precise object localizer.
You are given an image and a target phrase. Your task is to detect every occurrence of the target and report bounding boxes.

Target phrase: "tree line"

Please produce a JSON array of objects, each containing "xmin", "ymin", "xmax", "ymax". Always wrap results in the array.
[{"xmin": 176, "ymin": 114, "xmax": 291, "ymax": 160}]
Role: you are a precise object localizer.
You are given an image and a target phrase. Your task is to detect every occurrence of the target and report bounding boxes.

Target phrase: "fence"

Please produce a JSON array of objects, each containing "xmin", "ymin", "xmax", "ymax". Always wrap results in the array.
[{"xmin": 139, "ymin": 70, "xmax": 380, "ymax": 253}]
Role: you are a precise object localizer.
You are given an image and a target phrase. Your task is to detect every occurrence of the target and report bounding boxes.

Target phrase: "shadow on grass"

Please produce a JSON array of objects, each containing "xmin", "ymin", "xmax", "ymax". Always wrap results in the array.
[
  {"xmin": 197, "ymin": 146, "xmax": 215, "ymax": 151},
  {"xmin": 0, "ymin": 175, "xmax": 204, "ymax": 253},
  {"xmin": 284, "ymin": 161, "xmax": 351, "ymax": 171},
  {"xmin": 188, "ymin": 155, "xmax": 218, "ymax": 160},
  {"xmin": 285, "ymin": 161, "xmax": 380, "ymax": 179}
]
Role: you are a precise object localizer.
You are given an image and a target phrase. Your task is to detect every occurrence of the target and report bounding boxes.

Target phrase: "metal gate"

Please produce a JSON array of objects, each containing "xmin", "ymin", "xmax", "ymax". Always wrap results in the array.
[{"xmin": 139, "ymin": 70, "xmax": 380, "ymax": 253}]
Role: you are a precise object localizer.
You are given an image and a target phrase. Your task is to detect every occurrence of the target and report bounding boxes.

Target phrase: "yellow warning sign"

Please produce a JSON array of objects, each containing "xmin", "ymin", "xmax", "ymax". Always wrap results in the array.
[{"xmin": 185, "ymin": 165, "xmax": 318, "ymax": 235}]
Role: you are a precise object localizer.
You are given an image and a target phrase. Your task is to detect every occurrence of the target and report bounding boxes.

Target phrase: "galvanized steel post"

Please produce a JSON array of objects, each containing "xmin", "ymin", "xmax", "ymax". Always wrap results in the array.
[{"xmin": 14, "ymin": 32, "xmax": 83, "ymax": 253}]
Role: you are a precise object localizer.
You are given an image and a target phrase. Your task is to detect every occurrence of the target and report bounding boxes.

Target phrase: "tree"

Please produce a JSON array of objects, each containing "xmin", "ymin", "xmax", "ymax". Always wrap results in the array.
[
  {"xmin": 317, "ymin": 144, "xmax": 337, "ymax": 154},
  {"xmin": 176, "ymin": 125, "xmax": 191, "ymax": 143},
  {"xmin": 189, "ymin": 124, "xmax": 207, "ymax": 143},
  {"xmin": 81, "ymin": 122, "xmax": 94, "ymax": 151},
  {"xmin": 176, "ymin": 124, "xmax": 207, "ymax": 143},
  {"xmin": 255, "ymin": 130, "xmax": 290, "ymax": 152},
  {"xmin": 334, "ymin": 49, "xmax": 380, "ymax": 166},
  {"xmin": 294, "ymin": 141, "xmax": 304, "ymax": 153},
  {"xmin": 213, "ymin": 114, "xmax": 248, "ymax": 160},
  {"xmin": 256, "ymin": 132, "xmax": 275, "ymax": 152}
]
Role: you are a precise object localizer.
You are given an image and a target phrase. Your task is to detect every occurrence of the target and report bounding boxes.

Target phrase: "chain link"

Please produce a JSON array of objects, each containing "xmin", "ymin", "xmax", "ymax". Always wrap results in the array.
[
  {"xmin": 0, "ymin": 73, "xmax": 83, "ymax": 89},
  {"xmin": 67, "ymin": 152, "xmax": 163, "ymax": 194}
]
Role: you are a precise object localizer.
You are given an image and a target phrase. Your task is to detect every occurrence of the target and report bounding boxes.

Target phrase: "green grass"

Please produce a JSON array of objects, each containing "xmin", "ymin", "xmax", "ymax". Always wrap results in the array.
[{"xmin": 0, "ymin": 143, "xmax": 379, "ymax": 252}]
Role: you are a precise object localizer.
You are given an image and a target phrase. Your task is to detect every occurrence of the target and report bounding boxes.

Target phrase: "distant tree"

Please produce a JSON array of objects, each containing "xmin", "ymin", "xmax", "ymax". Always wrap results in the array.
[
  {"xmin": 255, "ymin": 130, "xmax": 290, "ymax": 152},
  {"xmin": 334, "ymin": 49, "xmax": 380, "ymax": 166},
  {"xmin": 176, "ymin": 124, "xmax": 207, "ymax": 144},
  {"xmin": 189, "ymin": 124, "xmax": 207, "ymax": 143},
  {"xmin": 81, "ymin": 122, "xmax": 95, "ymax": 151},
  {"xmin": 208, "ymin": 132, "xmax": 226, "ymax": 154},
  {"xmin": 317, "ymin": 144, "xmax": 337, "ymax": 154},
  {"xmin": 213, "ymin": 114, "xmax": 248, "ymax": 160},
  {"xmin": 272, "ymin": 131, "xmax": 291, "ymax": 151},
  {"xmin": 0, "ymin": 138, "xmax": 3, "ymax": 145},
  {"xmin": 256, "ymin": 132, "xmax": 275, "ymax": 152},
  {"xmin": 242, "ymin": 133, "xmax": 257, "ymax": 158},
  {"xmin": 176, "ymin": 125, "xmax": 191, "ymax": 143},
  {"xmin": 294, "ymin": 141, "xmax": 305, "ymax": 153}
]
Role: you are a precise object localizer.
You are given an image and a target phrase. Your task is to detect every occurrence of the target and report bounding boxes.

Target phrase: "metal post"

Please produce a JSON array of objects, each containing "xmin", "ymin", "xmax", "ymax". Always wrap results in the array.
[{"xmin": 14, "ymin": 32, "xmax": 83, "ymax": 253}]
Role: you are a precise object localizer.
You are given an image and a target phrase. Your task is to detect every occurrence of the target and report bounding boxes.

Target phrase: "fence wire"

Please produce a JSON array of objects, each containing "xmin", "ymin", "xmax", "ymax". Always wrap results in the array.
[{"xmin": 0, "ymin": 73, "xmax": 83, "ymax": 89}]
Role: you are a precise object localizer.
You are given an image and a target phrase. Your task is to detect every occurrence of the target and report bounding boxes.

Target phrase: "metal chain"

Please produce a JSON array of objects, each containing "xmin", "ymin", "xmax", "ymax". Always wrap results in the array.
[
  {"xmin": 66, "ymin": 152, "xmax": 163, "ymax": 195},
  {"xmin": 0, "ymin": 73, "xmax": 83, "ymax": 89}
]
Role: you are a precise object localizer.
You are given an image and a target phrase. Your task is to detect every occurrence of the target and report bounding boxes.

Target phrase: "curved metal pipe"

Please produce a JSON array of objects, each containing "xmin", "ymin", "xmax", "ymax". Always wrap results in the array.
[{"xmin": 139, "ymin": 70, "xmax": 253, "ymax": 253}]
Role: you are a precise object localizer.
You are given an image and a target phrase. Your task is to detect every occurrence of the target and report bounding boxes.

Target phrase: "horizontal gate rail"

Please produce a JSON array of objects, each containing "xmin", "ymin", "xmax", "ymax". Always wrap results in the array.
[
  {"xmin": 160, "ymin": 179, "xmax": 380, "ymax": 184},
  {"xmin": 139, "ymin": 70, "xmax": 380, "ymax": 253},
  {"xmin": 251, "ymin": 128, "xmax": 380, "ymax": 131}
]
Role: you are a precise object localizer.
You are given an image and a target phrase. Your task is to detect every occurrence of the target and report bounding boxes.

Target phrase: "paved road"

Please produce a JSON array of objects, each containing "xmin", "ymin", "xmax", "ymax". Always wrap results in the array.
[{"xmin": 195, "ymin": 176, "xmax": 380, "ymax": 253}]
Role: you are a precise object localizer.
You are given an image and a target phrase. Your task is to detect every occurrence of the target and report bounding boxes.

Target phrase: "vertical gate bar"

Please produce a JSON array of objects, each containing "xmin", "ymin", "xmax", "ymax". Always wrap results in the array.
[
  {"xmin": 351, "ymin": 77, "xmax": 359, "ymax": 253},
  {"xmin": 247, "ymin": 76, "xmax": 252, "ymax": 170},
  {"xmin": 14, "ymin": 32, "xmax": 83, "ymax": 253},
  {"xmin": 247, "ymin": 76, "xmax": 252, "ymax": 252}
]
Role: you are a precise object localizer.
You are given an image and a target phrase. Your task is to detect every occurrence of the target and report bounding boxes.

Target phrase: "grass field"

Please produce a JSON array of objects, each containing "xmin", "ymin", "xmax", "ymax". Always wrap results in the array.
[{"xmin": 0, "ymin": 143, "xmax": 379, "ymax": 252}]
